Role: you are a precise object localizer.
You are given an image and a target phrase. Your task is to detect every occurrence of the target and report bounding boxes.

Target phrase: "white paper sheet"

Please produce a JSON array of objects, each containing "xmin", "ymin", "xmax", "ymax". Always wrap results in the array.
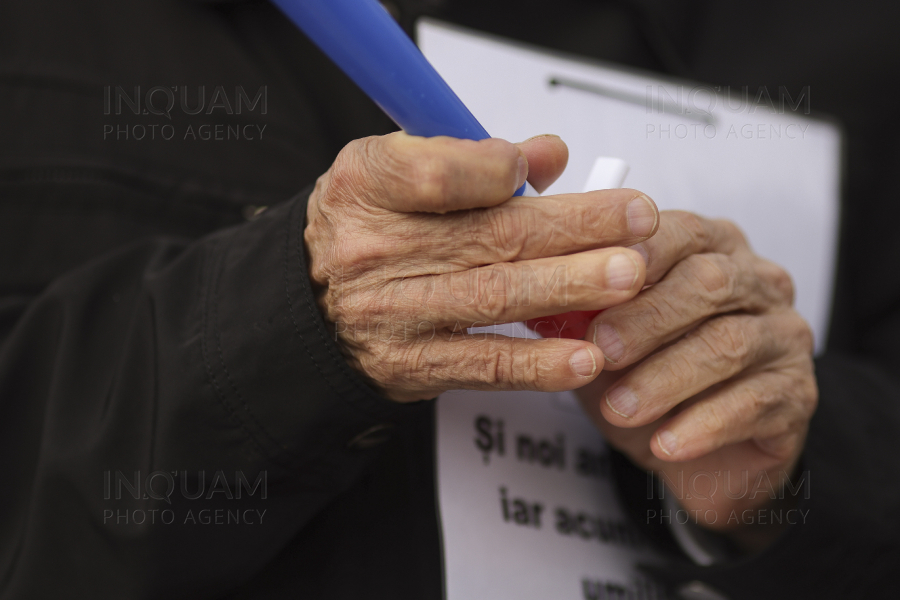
[
  {"xmin": 419, "ymin": 18, "xmax": 841, "ymax": 353},
  {"xmin": 421, "ymin": 18, "xmax": 842, "ymax": 600},
  {"xmin": 436, "ymin": 387, "xmax": 667, "ymax": 600}
]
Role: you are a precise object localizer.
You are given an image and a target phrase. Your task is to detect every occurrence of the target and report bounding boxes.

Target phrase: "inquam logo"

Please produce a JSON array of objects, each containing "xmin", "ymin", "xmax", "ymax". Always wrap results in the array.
[
  {"xmin": 101, "ymin": 470, "xmax": 268, "ymax": 526},
  {"xmin": 103, "ymin": 85, "xmax": 267, "ymax": 118},
  {"xmin": 102, "ymin": 85, "xmax": 268, "ymax": 141}
]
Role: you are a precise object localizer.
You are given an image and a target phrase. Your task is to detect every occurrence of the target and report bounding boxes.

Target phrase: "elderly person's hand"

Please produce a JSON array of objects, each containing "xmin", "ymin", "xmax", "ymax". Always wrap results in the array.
[
  {"xmin": 576, "ymin": 212, "xmax": 817, "ymax": 550},
  {"xmin": 304, "ymin": 132, "xmax": 659, "ymax": 402}
]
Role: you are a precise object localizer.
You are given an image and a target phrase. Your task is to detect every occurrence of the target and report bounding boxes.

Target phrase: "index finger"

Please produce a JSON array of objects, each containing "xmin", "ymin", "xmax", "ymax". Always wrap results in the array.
[
  {"xmin": 350, "ymin": 132, "xmax": 527, "ymax": 213},
  {"xmin": 441, "ymin": 189, "xmax": 659, "ymax": 266},
  {"xmin": 367, "ymin": 188, "xmax": 659, "ymax": 269}
]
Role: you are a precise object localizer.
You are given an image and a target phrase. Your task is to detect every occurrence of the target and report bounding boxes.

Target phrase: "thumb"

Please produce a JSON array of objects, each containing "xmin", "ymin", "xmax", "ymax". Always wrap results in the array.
[{"xmin": 516, "ymin": 134, "xmax": 569, "ymax": 193}]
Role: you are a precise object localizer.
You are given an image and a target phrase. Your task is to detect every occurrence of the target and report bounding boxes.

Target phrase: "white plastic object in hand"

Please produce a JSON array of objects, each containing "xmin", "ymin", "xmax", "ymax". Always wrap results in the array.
[
  {"xmin": 582, "ymin": 156, "xmax": 629, "ymax": 192},
  {"xmin": 519, "ymin": 157, "xmax": 625, "ymax": 198}
]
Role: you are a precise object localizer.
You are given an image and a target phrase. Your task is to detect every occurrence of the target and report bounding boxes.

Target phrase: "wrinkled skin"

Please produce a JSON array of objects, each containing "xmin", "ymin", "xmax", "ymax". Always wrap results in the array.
[
  {"xmin": 305, "ymin": 132, "xmax": 817, "ymax": 549},
  {"xmin": 305, "ymin": 132, "xmax": 655, "ymax": 401},
  {"xmin": 577, "ymin": 212, "xmax": 817, "ymax": 547}
]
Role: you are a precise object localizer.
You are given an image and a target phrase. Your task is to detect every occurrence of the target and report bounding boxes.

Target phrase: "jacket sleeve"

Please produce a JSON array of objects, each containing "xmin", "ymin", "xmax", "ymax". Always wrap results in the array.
[{"xmin": 0, "ymin": 189, "xmax": 405, "ymax": 598}]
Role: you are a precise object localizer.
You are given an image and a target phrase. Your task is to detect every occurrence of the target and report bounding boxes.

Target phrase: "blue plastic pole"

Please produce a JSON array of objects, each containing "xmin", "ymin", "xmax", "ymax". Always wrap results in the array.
[{"xmin": 270, "ymin": 0, "xmax": 529, "ymax": 196}]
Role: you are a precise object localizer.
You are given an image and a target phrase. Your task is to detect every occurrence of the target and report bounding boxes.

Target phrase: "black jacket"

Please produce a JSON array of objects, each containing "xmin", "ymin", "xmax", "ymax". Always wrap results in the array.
[{"xmin": 1, "ymin": 0, "xmax": 898, "ymax": 598}]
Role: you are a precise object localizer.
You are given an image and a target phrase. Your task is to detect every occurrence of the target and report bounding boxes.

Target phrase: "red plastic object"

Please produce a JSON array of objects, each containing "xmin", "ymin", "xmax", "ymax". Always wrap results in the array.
[{"xmin": 526, "ymin": 310, "xmax": 602, "ymax": 340}]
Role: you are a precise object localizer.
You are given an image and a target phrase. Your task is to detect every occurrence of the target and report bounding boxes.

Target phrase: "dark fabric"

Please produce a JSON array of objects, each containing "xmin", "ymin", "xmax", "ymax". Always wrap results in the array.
[
  {"xmin": 0, "ymin": 0, "xmax": 439, "ymax": 597},
  {"xmin": 1, "ymin": 0, "xmax": 899, "ymax": 598}
]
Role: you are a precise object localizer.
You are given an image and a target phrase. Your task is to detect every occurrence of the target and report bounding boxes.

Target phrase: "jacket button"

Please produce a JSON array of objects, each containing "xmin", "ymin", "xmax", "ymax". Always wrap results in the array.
[
  {"xmin": 347, "ymin": 423, "xmax": 395, "ymax": 450},
  {"xmin": 677, "ymin": 581, "xmax": 729, "ymax": 600},
  {"xmin": 242, "ymin": 204, "xmax": 268, "ymax": 221}
]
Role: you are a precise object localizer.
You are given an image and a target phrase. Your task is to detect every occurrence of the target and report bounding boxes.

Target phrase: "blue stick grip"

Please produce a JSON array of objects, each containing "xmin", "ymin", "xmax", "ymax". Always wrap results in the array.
[{"xmin": 270, "ymin": 0, "xmax": 528, "ymax": 196}]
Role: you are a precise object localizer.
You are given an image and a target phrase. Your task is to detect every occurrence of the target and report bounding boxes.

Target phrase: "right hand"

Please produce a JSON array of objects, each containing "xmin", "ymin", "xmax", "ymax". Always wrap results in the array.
[{"xmin": 304, "ymin": 132, "xmax": 659, "ymax": 401}]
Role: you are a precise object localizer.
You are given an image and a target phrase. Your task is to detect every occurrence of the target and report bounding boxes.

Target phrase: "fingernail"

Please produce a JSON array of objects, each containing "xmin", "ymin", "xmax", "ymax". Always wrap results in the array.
[
  {"xmin": 606, "ymin": 387, "xmax": 638, "ymax": 418},
  {"xmin": 516, "ymin": 155, "xmax": 529, "ymax": 190},
  {"xmin": 626, "ymin": 196, "xmax": 657, "ymax": 238},
  {"xmin": 594, "ymin": 323, "xmax": 625, "ymax": 363},
  {"xmin": 569, "ymin": 348, "xmax": 597, "ymax": 377},
  {"xmin": 523, "ymin": 133, "xmax": 560, "ymax": 143},
  {"xmin": 629, "ymin": 243, "xmax": 650, "ymax": 268},
  {"xmin": 657, "ymin": 430, "xmax": 678, "ymax": 456},
  {"xmin": 606, "ymin": 253, "xmax": 639, "ymax": 291}
]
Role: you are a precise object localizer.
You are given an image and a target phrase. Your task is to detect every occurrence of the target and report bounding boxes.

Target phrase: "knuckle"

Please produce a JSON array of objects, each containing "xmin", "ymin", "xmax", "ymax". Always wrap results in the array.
[
  {"xmin": 715, "ymin": 218, "xmax": 748, "ymax": 247},
  {"xmin": 361, "ymin": 135, "xmax": 449, "ymax": 209},
  {"xmin": 640, "ymin": 292, "xmax": 676, "ymax": 329},
  {"xmin": 363, "ymin": 339, "xmax": 431, "ymax": 390},
  {"xmin": 482, "ymin": 344, "xmax": 514, "ymax": 388},
  {"xmin": 787, "ymin": 362, "xmax": 819, "ymax": 417},
  {"xmin": 629, "ymin": 294, "xmax": 675, "ymax": 344},
  {"xmin": 399, "ymin": 343, "xmax": 434, "ymax": 383},
  {"xmin": 743, "ymin": 381, "xmax": 772, "ymax": 417},
  {"xmin": 771, "ymin": 264, "xmax": 796, "ymax": 304},
  {"xmin": 307, "ymin": 250, "xmax": 333, "ymax": 286},
  {"xmin": 320, "ymin": 284, "xmax": 351, "ymax": 324},
  {"xmin": 697, "ymin": 401, "xmax": 732, "ymax": 438},
  {"xmin": 788, "ymin": 383, "xmax": 818, "ymax": 423},
  {"xmin": 357, "ymin": 282, "xmax": 406, "ymax": 322},
  {"xmin": 773, "ymin": 310, "xmax": 815, "ymax": 357},
  {"xmin": 478, "ymin": 342, "xmax": 542, "ymax": 391},
  {"xmin": 724, "ymin": 381, "xmax": 774, "ymax": 434},
  {"xmin": 358, "ymin": 348, "xmax": 392, "ymax": 387},
  {"xmin": 676, "ymin": 211, "xmax": 711, "ymax": 251},
  {"xmin": 335, "ymin": 287, "xmax": 404, "ymax": 336},
  {"xmin": 480, "ymin": 207, "xmax": 530, "ymax": 261},
  {"xmin": 331, "ymin": 238, "xmax": 372, "ymax": 271},
  {"xmin": 702, "ymin": 317, "xmax": 754, "ymax": 367},
  {"xmin": 756, "ymin": 259, "xmax": 796, "ymax": 306},
  {"xmin": 483, "ymin": 136, "xmax": 519, "ymax": 161},
  {"xmin": 474, "ymin": 264, "xmax": 517, "ymax": 323},
  {"xmin": 332, "ymin": 232, "xmax": 404, "ymax": 270},
  {"xmin": 749, "ymin": 370, "xmax": 814, "ymax": 435},
  {"xmin": 329, "ymin": 137, "xmax": 374, "ymax": 200},
  {"xmin": 476, "ymin": 296, "xmax": 508, "ymax": 324},
  {"xmin": 482, "ymin": 138, "xmax": 519, "ymax": 178},
  {"xmin": 355, "ymin": 344, "xmax": 395, "ymax": 389},
  {"xmin": 509, "ymin": 348, "xmax": 543, "ymax": 390},
  {"xmin": 794, "ymin": 318, "xmax": 815, "ymax": 355},
  {"xmin": 655, "ymin": 353, "xmax": 699, "ymax": 395},
  {"xmin": 800, "ymin": 374, "xmax": 820, "ymax": 414},
  {"xmin": 686, "ymin": 253, "xmax": 735, "ymax": 305},
  {"xmin": 409, "ymin": 156, "xmax": 451, "ymax": 208},
  {"xmin": 307, "ymin": 224, "xmax": 350, "ymax": 287}
]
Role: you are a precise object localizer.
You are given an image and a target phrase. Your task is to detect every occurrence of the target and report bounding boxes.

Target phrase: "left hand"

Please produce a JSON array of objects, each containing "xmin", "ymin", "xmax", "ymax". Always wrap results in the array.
[{"xmin": 575, "ymin": 211, "xmax": 817, "ymax": 546}]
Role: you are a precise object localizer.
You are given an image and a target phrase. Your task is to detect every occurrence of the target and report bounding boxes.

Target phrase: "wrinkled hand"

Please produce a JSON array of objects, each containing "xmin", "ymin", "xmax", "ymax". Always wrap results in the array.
[
  {"xmin": 304, "ymin": 132, "xmax": 659, "ymax": 401},
  {"xmin": 575, "ymin": 211, "xmax": 817, "ymax": 544}
]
